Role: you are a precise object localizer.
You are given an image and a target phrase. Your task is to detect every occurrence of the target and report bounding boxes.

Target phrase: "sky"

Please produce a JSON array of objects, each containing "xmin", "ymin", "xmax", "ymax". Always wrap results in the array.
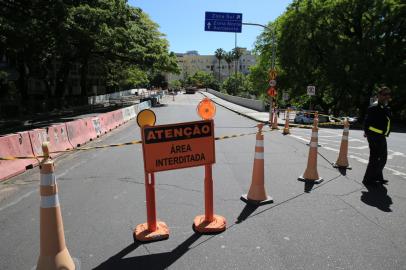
[{"xmin": 128, "ymin": 0, "xmax": 293, "ymax": 55}]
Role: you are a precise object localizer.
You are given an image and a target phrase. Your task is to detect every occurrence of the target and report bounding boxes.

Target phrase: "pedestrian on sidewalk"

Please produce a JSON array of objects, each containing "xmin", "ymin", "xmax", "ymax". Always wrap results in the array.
[{"xmin": 363, "ymin": 86, "xmax": 392, "ymax": 187}]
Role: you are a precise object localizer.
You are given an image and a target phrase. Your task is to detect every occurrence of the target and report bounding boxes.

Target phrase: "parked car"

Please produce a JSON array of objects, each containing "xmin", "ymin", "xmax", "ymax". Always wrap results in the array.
[
  {"xmin": 294, "ymin": 112, "xmax": 330, "ymax": 124},
  {"xmin": 294, "ymin": 112, "xmax": 314, "ymax": 124},
  {"xmin": 185, "ymin": 87, "xmax": 197, "ymax": 94},
  {"xmin": 340, "ymin": 116, "xmax": 358, "ymax": 124}
]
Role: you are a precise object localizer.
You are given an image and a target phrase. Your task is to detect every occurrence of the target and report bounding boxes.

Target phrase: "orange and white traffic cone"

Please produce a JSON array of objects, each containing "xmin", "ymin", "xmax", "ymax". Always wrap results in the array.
[
  {"xmin": 298, "ymin": 115, "xmax": 323, "ymax": 184},
  {"xmin": 272, "ymin": 109, "xmax": 279, "ymax": 130},
  {"xmin": 37, "ymin": 142, "xmax": 75, "ymax": 270},
  {"xmin": 282, "ymin": 109, "xmax": 290, "ymax": 135},
  {"xmin": 241, "ymin": 123, "xmax": 273, "ymax": 205},
  {"xmin": 269, "ymin": 110, "xmax": 274, "ymax": 126},
  {"xmin": 333, "ymin": 118, "xmax": 351, "ymax": 169}
]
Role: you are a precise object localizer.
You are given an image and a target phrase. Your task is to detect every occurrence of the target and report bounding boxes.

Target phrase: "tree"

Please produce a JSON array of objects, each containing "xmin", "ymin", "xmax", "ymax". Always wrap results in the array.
[
  {"xmin": 0, "ymin": 0, "xmax": 179, "ymax": 112},
  {"xmin": 224, "ymin": 51, "xmax": 234, "ymax": 78},
  {"xmin": 221, "ymin": 73, "xmax": 253, "ymax": 96},
  {"xmin": 253, "ymin": 0, "xmax": 406, "ymax": 121},
  {"xmin": 232, "ymin": 47, "xmax": 244, "ymax": 75},
  {"xmin": 214, "ymin": 48, "xmax": 225, "ymax": 81}
]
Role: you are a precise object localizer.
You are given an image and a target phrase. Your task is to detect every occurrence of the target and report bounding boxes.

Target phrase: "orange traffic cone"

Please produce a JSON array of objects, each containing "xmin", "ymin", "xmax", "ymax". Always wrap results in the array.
[
  {"xmin": 298, "ymin": 115, "xmax": 323, "ymax": 184},
  {"xmin": 282, "ymin": 109, "xmax": 290, "ymax": 135},
  {"xmin": 269, "ymin": 110, "xmax": 274, "ymax": 126},
  {"xmin": 37, "ymin": 142, "xmax": 75, "ymax": 270},
  {"xmin": 241, "ymin": 123, "xmax": 273, "ymax": 205},
  {"xmin": 333, "ymin": 118, "xmax": 352, "ymax": 169},
  {"xmin": 271, "ymin": 109, "xmax": 279, "ymax": 130}
]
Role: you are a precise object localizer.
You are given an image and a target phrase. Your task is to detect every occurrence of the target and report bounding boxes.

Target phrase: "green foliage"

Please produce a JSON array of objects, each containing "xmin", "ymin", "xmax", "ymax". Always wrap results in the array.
[
  {"xmin": 221, "ymin": 74, "xmax": 253, "ymax": 97},
  {"xmin": 253, "ymin": 0, "xmax": 406, "ymax": 121},
  {"xmin": 214, "ymin": 48, "xmax": 225, "ymax": 81},
  {"xmin": 169, "ymin": 80, "xmax": 182, "ymax": 91},
  {"xmin": 187, "ymin": 71, "xmax": 217, "ymax": 89},
  {"xmin": 0, "ymin": 0, "xmax": 178, "ymax": 109}
]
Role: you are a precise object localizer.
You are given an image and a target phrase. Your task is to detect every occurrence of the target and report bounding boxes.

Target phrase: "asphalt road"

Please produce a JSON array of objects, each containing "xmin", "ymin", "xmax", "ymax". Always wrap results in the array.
[{"xmin": 1, "ymin": 92, "xmax": 405, "ymax": 270}]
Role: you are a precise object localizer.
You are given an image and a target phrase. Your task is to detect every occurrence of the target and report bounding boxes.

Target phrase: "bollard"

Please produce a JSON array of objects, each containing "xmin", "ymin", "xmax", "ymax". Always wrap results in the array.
[
  {"xmin": 36, "ymin": 142, "xmax": 75, "ymax": 270},
  {"xmin": 298, "ymin": 113, "xmax": 324, "ymax": 184},
  {"xmin": 241, "ymin": 123, "xmax": 273, "ymax": 205},
  {"xmin": 333, "ymin": 118, "xmax": 352, "ymax": 169},
  {"xmin": 282, "ymin": 109, "xmax": 290, "ymax": 135}
]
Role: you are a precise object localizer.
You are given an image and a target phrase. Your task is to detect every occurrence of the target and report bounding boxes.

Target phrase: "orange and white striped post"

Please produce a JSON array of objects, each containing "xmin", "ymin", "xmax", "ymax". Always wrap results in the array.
[
  {"xmin": 298, "ymin": 113, "xmax": 324, "ymax": 184},
  {"xmin": 241, "ymin": 123, "xmax": 273, "ymax": 205},
  {"xmin": 36, "ymin": 142, "xmax": 75, "ymax": 270},
  {"xmin": 333, "ymin": 118, "xmax": 351, "ymax": 169},
  {"xmin": 282, "ymin": 109, "xmax": 290, "ymax": 135},
  {"xmin": 271, "ymin": 109, "xmax": 279, "ymax": 130}
]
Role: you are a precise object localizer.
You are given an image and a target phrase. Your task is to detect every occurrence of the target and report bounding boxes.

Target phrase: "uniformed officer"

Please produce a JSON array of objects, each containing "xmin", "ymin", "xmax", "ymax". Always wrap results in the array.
[{"xmin": 363, "ymin": 86, "xmax": 392, "ymax": 186}]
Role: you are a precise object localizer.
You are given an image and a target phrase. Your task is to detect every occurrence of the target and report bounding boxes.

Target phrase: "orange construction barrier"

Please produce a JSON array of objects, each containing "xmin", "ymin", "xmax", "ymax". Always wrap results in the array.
[
  {"xmin": 193, "ymin": 164, "xmax": 227, "ymax": 233},
  {"xmin": 0, "ymin": 132, "xmax": 34, "ymax": 181},
  {"xmin": 333, "ymin": 118, "xmax": 351, "ymax": 169},
  {"xmin": 282, "ymin": 109, "xmax": 290, "ymax": 135},
  {"xmin": 47, "ymin": 124, "xmax": 74, "ymax": 158},
  {"xmin": 134, "ymin": 171, "xmax": 169, "ymax": 242},
  {"xmin": 36, "ymin": 142, "xmax": 75, "ymax": 270},
  {"xmin": 298, "ymin": 113, "xmax": 323, "ymax": 184},
  {"xmin": 65, "ymin": 120, "xmax": 90, "ymax": 147},
  {"xmin": 241, "ymin": 123, "xmax": 273, "ymax": 205}
]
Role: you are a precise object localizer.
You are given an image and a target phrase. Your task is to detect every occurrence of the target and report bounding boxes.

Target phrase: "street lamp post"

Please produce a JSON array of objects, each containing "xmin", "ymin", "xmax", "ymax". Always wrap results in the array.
[{"xmin": 242, "ymin": 22, "xmax": 276, "ymax": 125}]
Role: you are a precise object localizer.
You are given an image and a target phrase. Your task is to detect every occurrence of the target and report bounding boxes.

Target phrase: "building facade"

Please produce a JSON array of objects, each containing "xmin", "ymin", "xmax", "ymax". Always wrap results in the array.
[{"xmin": 167, "ymin": 49, "xmax": 257, "ymax": 82}]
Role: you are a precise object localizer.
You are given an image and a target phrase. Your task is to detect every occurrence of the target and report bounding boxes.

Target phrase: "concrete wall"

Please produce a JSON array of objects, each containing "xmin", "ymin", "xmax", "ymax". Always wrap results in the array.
[
  {"xmin": 207, "ymin": 89, "xmax": 266, "ymax": 112},
  {"xmin": 88, "ymin": 88, "xmax": 148, "ymax": 105}
]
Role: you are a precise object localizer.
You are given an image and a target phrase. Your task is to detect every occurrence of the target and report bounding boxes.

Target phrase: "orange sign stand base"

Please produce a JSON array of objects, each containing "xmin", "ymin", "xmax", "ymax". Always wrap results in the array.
[
  {"xmin": 134, "ymin": 222, "xmax": 169, "ymax": 242},
  {"xmin": 193, "ymin": 214, "xmax": 226, "ymax": 233},
  {"xmin": 193, "ymin": 165, "xmax": 227, "ymax": 234}
]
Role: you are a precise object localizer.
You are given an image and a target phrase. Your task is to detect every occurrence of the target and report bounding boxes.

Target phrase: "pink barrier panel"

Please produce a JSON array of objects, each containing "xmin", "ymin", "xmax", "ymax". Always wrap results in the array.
[
  {"xmin": 47, "ymin": 124, "xmax": 74, "ymax": 157},
  {"xmin": 92, "ymin": 117, "xmax": 105, "ymax": 136},
  {"xmin": 99, "ymin": 112, "xmax": 116, "ymax": 132},
  {"xmin": 0, "ymin": 133, "xmax": 34, "ymax": 181},
  {"xmin": 83, "ymin": 117, "xmax": 98, "ymax": 141},
  {"xmin": 113, "ymin": 109, "xmax": 125, "ymax": 127},
  {"xmin": 65, "ymin": 119, "xmax": 91, "ymax": 147},
  {"xmin": 28, "ymin": 129, "xmax": 49, "ymax": 165}
]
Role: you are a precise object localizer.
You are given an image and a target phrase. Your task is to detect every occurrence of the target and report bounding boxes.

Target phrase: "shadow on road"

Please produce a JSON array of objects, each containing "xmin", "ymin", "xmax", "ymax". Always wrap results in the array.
[
  {"xmin": 235, "ymin": 204, "xmax": 259, "ymax": 224},
  {"xmin": 361, "ymin": 184, "xmax": 393, "ymax": 212},
  {"xmin": 337, "ymin": 167, "xmax": 348, "ymax": 176},
  {"xmin": 93, "ymin": 233, "xmax": 202, "ymax": 270},
  {"xmin": 304, "ymin": 182, "xmax": 315, "ymax": 193}
]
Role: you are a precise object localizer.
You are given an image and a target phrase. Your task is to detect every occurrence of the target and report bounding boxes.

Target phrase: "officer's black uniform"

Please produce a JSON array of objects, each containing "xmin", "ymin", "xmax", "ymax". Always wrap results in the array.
[{"xmin": 363, "ymin": 102, "xmax": 391, "ymax": 184}]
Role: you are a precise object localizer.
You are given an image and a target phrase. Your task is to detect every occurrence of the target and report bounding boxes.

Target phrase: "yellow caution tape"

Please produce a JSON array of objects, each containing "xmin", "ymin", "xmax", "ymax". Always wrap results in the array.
[{"xmin": 0, "ymin": 119, "xmax": 347, "ymax": 160}]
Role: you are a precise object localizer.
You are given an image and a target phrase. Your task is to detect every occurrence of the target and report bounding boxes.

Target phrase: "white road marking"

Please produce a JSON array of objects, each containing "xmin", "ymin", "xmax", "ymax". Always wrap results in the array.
[
  {"xmin": 349, "ymin": 145, "xmax": 369, "ymax": 150},
  {"xmin": 0, "ymin": 190, "xmax": 36, "ymax": 212},
  {"xmin": 291, "ymin": 134, "xmax": 406, "ymax": 179},
  {"xmin": 388, "ymin": 151, "xmax": 406, "ymax": 160}
]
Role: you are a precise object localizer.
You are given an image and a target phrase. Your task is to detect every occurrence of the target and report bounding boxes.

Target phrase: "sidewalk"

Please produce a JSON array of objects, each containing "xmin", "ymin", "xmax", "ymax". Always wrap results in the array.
[
  {"xmin": 200, "ymin": 91, "xmax": 286, "ymax": 125},
  {"xmin": 0, "ymin": 95, "xmax": 142, "ymax": 136}
]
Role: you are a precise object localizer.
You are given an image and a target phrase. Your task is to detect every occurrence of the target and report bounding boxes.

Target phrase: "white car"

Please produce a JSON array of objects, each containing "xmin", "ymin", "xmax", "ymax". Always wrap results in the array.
[{"xmin": 294, "ymin": 112, "xmax": 330, "ymax": 124}]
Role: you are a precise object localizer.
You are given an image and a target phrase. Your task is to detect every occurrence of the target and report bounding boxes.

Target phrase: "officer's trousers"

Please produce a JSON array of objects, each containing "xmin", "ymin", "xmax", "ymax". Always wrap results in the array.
[{"xmin": 363, "ymin": 134, "xmax": 387, "ymax": 182}]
